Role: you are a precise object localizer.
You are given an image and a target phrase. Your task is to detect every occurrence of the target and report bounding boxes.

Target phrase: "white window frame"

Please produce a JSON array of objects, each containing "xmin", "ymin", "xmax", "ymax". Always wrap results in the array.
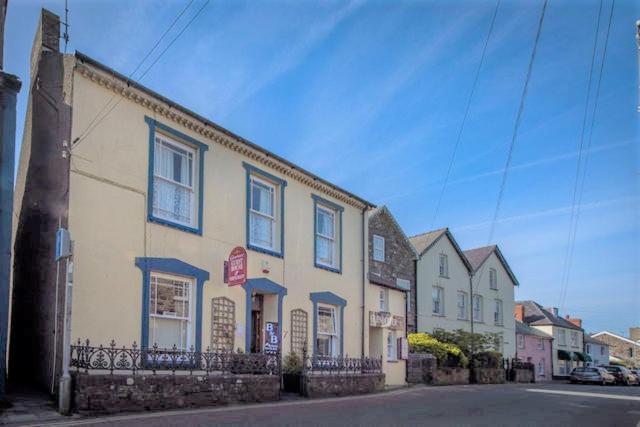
[
  {"xmin": 249, "ymin": 175, "xmax": 277, "ymax": 251},
  {"xmin": 538, "ymin": 359, "xmax": 545, "ymax": 376},
  {"xmin": 538, "ymin": 338, "xmax": 544, "ymax": 350},
  {"xmin": 152, "ymin": 133, "xmax": 197, "ymax": 227},
  {"xmin": 315, "ymin": 205, "xmax": 338, "ymax": 268},
  {"xmin": 432, "ymin": 286, "xmax": 444, "ymax": 316},
  {"xmin": 406, "ymin": 289, "xmax": 411, "ymax": 315},
  {"xmin": 570, "ymin": 331, "xmax": 578, "ymax": 348},
  {"xmin": 373, "ymin": 234, "xmax": 385, "ymax": 262},
  {"xmin": 317, "ymin": 305, "xmax": 339, "ymax": 357},
  {"xmin": 472, "ymin": 294, "xmax": 483, "ymax": 322},
  {"xmin": 494, "ymin": 299, "xmax": 503, "ymax": 326},
  {"xmin": 457, "ymin": 291, "xmax": 467, "ymax": 320},
  {"xmin": 387, "ymin": 331, "xmax": 397, "ymax": 361},
  {"xmin": 489, "ymin": 268, "xmax": 497, "ymax": 290},
  {"xmin": 379, "ymin": 288, "xmax": 389, "ymax": 312},
  {"xmin": 558, "ymin": 329, "xmax": 566, "ymax": 346},
  {"xmin": 517, "ymin": 334, "xmax": 525, "ymax": 349},
  {"xmin": 438, "ymin": 253, "xmax": 449, "ymax": 278},
  {"xmin": 149, "ymin": 271, "xmax": 194, "ymax": 350},
  {"xmin": 586, "ymin": 343, "xmax": 591, "ymax": 354}
]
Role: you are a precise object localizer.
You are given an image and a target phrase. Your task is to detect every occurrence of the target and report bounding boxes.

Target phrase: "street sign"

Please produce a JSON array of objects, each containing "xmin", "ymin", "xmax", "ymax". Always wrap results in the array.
[
  {"xmin": 227, "ymin": 247, "xmax": 247, "ymax": 286},
  {"xmin": 264, "ymin": 322, "xmax": 279, "ymax": 354}
]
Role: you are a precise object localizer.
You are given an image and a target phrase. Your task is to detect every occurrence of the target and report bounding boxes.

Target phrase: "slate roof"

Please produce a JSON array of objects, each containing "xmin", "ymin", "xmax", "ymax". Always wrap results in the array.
[
  {"xmin": 515, "ymin": 320, "xmax": 553, "ymax": 339},
  {"xmin": 368, "ymin": 206, "xmax": 418, "ymax": 259},
  {"xmin": 463, "ymin": 245, "xmax": 519, "ymax": 286},
  {"xmin": 584, "ymin": 334, "xmax": 609, "ymax": 346},
  {"xmin": 516, "ymin": 300, "xmax": 583, "ymax": 331},
  {"xmin": 408, "ymin": 228, "xmax": 472, "ymax": 271}
]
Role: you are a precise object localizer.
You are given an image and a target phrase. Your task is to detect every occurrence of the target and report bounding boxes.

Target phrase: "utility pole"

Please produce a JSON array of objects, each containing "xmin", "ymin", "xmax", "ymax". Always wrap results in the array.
[{"xmin": 0, "ymin": 0, "xmax": 22, "ymax": 401}]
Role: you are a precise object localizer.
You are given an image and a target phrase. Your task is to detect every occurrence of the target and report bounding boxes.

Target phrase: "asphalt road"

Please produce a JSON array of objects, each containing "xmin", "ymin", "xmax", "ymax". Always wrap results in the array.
[{"xmin": 21, "ymin": 382, "xmax": 640, "ymax": 427}]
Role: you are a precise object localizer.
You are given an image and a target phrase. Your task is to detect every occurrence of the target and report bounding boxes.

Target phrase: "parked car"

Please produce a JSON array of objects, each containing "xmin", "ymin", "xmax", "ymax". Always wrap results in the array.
[
  {"xmin": 602, "ymin": 366, "xmax": 639, "ymax": 386},
  {"xmin": 569, "ymin": 367, "xmax": 616, "ymax": 385},
  {"xmin": 630, "ymin": 370, "xmax": 640, "ymax": 386}
]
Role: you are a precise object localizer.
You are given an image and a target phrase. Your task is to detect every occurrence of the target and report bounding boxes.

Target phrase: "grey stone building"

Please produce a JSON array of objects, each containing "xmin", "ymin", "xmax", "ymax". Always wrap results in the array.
[{"xmin": 592, "ymin": 329, "xmax": 640, "ymax": 367}]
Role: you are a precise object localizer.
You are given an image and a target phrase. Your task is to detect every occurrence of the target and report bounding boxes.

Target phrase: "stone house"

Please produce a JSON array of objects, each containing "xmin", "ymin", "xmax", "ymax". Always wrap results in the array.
[
  {"xmin": 592, "ymin": 329, "xmax": 640, "ymax": 367},
  {"xmin": 8, "ymin": 10, "xmax": 410, "ymax": 396},
  {"xmin": 366, "ymin": 206, "xmax": 417, "ymax": 385},
  {"xmin": 515, "ymin": 320, "xmax": 553, "ymax": 381},
  {"xmin": 516, "ymin": 301, "xmax": 585, "ymax": 378},
  {"xmin": 463, "ymin": 245, "xmax": 518, "ymax": 359},
  {"xmin": 584, "ymin": 335, "xmax": 610, "ymax": 367}
]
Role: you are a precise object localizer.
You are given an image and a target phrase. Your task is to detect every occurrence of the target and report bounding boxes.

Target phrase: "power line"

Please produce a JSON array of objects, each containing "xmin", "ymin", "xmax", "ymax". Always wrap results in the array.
[
  {"xmin": 72, "ymin": 0, "xmax": 207, "ymax": 150},
  {"xmin": 430, "ymin": 0, "xmax": 502, "ymax": 229},
  {"xmin": 486, "ymin": 0, "xmax": 547, "ymax": 246},
  {"xmin": 559, "ymin": 0, "xmax": 615, "ymax": 312}
]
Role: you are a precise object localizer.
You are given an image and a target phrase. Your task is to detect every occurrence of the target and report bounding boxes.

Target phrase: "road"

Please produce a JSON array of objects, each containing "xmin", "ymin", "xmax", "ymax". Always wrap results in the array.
[{"xmin": 20, "ymin": 382, "xmax": 640, "ymax": 427}]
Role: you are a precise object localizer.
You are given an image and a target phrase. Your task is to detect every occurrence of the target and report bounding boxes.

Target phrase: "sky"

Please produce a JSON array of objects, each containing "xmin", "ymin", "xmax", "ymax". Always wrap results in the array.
[{"xmin": 6, "ymin": 0, "xmax": 639, "ymax": 336}]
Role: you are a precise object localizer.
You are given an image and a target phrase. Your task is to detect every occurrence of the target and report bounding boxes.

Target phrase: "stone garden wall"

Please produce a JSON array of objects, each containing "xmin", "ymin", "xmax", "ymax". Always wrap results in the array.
[
  {"xmin": 73, "ymin": 373, "xmax": 280, "ymax": 414},
  {"xmin": 302, "ymin": 373, "xmax": 385, "ymax": 398},
  {"xmin": 472, "ymin": 368, "xmax": 506, "ymax": 384},
  {"xmin": 510, "ymin": 368, "xmax": 534, "ymax": 383}
]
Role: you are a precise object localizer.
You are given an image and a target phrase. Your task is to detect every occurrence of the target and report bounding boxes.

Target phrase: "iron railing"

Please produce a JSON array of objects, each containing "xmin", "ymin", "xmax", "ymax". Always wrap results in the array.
[
  {"xmin": 302, "ymin": 354, "xmax": 383, "ymax": 375},
  {"xmin": 503, "ymin": 358, "xmax": 535, "ymax": 371},
  {"xmin": 70, "ymin": 339, "xmax": 280, "ymax": 375}
]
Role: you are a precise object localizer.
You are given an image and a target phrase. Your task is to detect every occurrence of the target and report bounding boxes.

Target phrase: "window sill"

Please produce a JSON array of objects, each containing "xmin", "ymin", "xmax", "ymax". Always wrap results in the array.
[
  {"xmin": 148, "ymin": 215, "xmax": 201, "ymax": 235},
  {"xmin": 439, "ymin": 275, "xmax": 450, "ymax": 279},
  {"xmin": 247, "ymin": 244, "xmax": 283, "ymax": 259},
  {"xmin": 457, "ymin": 317, "xmax": 469, "ymax": 321},
  {"xmin": 315, "ymin": 262, "xmax": 341, "ymax": 274},
  {"xmin": 473, "ymin": 320, "xmax": 485, "ymax": 324},
  {"xmin": 386, "ymin": 359, "xmax": 399, "ymax": 363},
  {"xmin": 432, "ymin": 313, "xmax": 445, "ymax": 317}
]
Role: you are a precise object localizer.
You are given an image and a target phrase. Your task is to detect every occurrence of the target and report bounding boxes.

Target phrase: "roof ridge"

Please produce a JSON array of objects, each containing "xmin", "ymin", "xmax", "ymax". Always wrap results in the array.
[{"xmin": 408, "ymin": 227, "xmax": 448, "ymax": 239}]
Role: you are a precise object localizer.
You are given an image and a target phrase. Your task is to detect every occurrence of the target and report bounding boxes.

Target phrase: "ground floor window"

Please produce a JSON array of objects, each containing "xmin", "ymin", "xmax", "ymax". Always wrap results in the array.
[
  {"xmin": 538, "ymin": 358, "xmax": 545, "ymax": 376},
  {"xmin": 149, "ymin": 272, "xmax": 193, "ymax": 350},
  {"xmin": 317, "ymin": 305, "xmax": 339, "ymax": 357},
  {"xmin": 387, "ymin": 331, "xmax": 397, "ymax": 361}
]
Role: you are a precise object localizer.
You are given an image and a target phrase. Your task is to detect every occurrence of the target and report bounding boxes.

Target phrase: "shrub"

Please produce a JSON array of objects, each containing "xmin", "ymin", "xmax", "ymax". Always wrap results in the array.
[
  {"xmin": 432, "ymin": 329, "xmax": 501, "ymax": 357},
  {"xmin": 282, "ymin": 352, "xmax": 303, "ymax": 374},
  {"xmin": 473, "ymin": 350, "xmax": 503, "ymax": 368},
  {"xmin": 408, "ymin": 333, "xmax": 468, "ymax": 368}
]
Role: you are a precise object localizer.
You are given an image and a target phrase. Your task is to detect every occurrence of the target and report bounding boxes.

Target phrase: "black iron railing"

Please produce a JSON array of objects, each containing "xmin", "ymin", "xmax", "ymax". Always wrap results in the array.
[
  {"xmin": 70, "ymin": 339, "xmax": 280, "ymax": 375},
  {"xmin": 503, "ymin": 358, "xmax": 535, "ymax": 371},
  {"xmin": 302, "ymin": 354, "xmax": 383, "ymax": 375}
]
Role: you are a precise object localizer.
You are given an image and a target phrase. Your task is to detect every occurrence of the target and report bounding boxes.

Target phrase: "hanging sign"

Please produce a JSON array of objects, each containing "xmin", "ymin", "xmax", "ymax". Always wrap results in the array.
[
  {"xmin": 227, "ymin": 247, "xmax": 247, "ymax": 286},
  {"xmin": 264, "ymin": 322, "xmax": 279, "ymax": 354}
]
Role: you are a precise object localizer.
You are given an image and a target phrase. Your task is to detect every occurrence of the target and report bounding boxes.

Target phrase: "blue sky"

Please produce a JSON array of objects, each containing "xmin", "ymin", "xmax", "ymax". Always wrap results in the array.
[{"xmin": 7, "ymin": 0, "xmax": 639, "ymax": 335}]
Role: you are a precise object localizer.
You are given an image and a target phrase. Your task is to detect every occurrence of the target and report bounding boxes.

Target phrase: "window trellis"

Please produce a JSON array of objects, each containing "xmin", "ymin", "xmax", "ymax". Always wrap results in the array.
[
  {"xmin": 290, "ymin": 309, "xmax": 308, "ymax": 356},
  {"xmin": 211, "ymin": 297, "xmax": 235, "ymax": 353}
]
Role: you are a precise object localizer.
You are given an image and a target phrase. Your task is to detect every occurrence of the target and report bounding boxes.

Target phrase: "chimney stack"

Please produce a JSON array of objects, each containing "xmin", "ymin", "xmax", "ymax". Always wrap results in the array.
[
  {"xmin": 630, "ymin": 327, "xmax": 640, "ymax": 342},
  {"xmin": 565, "ymin": 315, "xmax": 582, "ymax": 329},
  {"xmin": 514, "ymin": 304, "xmax": 525, "ymax": 322},
  {"xmin": 546, "ymin": 307, "xmax": 559, "ymax": 317}
]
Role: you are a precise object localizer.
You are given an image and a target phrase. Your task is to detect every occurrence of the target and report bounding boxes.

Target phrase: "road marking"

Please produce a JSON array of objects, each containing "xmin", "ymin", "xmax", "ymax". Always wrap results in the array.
[{"xmin": 527, "ymin": 389, "xmax": 640, "ymax": 402}]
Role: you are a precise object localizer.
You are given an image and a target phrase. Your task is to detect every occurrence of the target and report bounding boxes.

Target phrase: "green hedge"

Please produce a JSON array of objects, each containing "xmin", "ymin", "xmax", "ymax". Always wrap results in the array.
[{"xmin": 408, "ymin": 333, "xmax": 468, "ymax": 368}]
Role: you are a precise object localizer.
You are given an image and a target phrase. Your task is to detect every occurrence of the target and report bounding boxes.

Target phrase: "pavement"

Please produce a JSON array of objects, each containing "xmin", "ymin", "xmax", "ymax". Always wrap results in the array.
[{"xmin": 2, "ymin": 382, "xmax": 640, "ymax": 427}]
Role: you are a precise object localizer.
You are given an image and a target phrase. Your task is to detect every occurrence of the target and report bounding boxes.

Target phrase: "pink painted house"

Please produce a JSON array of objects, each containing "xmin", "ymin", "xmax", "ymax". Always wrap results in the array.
[{"xmin": 515, "ymin": 320, "xmax": 553, "ymax": 382}]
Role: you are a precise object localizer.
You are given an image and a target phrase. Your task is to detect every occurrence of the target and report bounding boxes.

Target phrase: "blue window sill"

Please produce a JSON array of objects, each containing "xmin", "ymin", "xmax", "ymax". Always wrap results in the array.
[
  {"xmin": 247, "ymin": 244, "xmax": 283, "ymax": 259},
  {"xmin": 314, "ymin": 262, "xmax": 341, "ymax": 274},
  {"xmin": 148, "ymin": 215, "xmax": 202, "ymax": 235}
]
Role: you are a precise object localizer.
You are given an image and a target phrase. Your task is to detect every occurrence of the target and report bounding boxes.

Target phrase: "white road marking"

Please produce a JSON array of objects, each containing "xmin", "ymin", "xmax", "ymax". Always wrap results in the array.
[{"xmin": 527, "ymin": 388, "xmax": 640, "ymax": 402}]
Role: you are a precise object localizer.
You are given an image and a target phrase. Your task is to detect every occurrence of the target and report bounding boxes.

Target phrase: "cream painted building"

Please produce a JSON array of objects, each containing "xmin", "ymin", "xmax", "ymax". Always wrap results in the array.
[
  {"xmin": 9, "ymin": 12, "xmax": 410, "ymax": 391},
  {"xmin": 410, "ymin": 229, "xmax": 474, "ymax": 335},
  {"xmin": 464, "ymin": 245, "xmax": 518, "ymax": 359}
]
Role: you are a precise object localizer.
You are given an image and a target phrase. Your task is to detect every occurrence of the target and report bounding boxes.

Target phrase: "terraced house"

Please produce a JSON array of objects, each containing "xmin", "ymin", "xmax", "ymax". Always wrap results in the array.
[{"xmin": 8, "ymin": 10, "xmax": 408, "ymax": 397}]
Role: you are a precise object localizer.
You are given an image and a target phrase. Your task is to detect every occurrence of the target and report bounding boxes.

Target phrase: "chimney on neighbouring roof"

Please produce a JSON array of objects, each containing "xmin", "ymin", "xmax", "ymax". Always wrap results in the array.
[
  {"xmin": 565, "ymin": 315, "xmax": 582, "ymax": 328},
  {"xmin": 630, "ymin": 327, "xmax": 640, "ymax": 342},
  {"xmin": 546, "ymin": 307, "xmax": 559, "ymax": 317},
  {"xmin": 514, "ymin": 304, "xmax": 524, "ymax": 322}
]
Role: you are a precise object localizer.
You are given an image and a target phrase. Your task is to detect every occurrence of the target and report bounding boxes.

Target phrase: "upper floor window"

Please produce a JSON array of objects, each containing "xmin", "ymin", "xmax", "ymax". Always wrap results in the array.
[
  {"xmin": 558, "ymin": 329, "xmax": 566, "ymax": 346},
  {"xmin": 600, "ymin": 346, "xmax": 605, "ymax": 356},
  {"xmin": 373, "ymin": 235, "xmax": 385, "ymax": 262},
  {"xmin": 538, "ymin": 338, "xmax": 544, "ymax": 350},
  {"xmin": 517, "ymin": 334, "xmax": 524, "ymax": 349},
  {"xmin": 628, "ymin": 347, "xmax": 633, "ymax": 358},
  {"xmin": 457, "ymin": 291, "xmax": 467, "ymax": 320},
  {"xmin": 379, "ymin": 288, "xmax": 389, "ymax": 312},
  {"xmin": 472, "ymin": 294, "xmax": 483, "ymax": 322},
  {"xmin": 146, "ymin": 117, "xmax": 208, "ymax": 234},
  {"xmin": 313, "ymin": 195, "xmax": 343, "ymax": 273},
  {"xmin": 489, "ymin": 268, "xmax": 497, "ymax": 290},
  {"xmin": 494, "ymin": 299, "xmax": 503, "ymax": 326},
  {"xmin": 439, "ymin": 254, "xmax": 449, "ymax": 278},
  {"xmin": 244, "ymin": 163, "xmax": 286, "ymax": 258},
  {"xmin": 432, "ymin": 286, "xmax": 444, "ymax": 316},
  {"xmin": 387, "ymin": 331, "xmax": 397, "ymax": 361},
  {"xmin": 570, "ymin": 331, "xmax": 578, "ymax": 347},
  {"xmin": 586, "ymin": 343, "xmax": 591, "ymax": 354}
]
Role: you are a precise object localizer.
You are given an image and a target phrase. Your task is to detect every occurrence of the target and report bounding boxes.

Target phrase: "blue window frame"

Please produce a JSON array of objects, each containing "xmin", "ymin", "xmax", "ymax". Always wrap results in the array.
[
  {"xmin": 135, "ymin": 257, "xmax": 209, "ymax": 352},
  {"xmin": 145, "ymin": 116, "xmax": 208, "ymax": 235},
  {"xmin": 243, "ymin": 162, "xmax": 286, "ymax": 258},
  {"xmin": 310, "ymin": 292, "xmax": 346, "ymax": 356},
  {"xmin": 312, "ymin": 194, "xmax": 343, "ymax": 274}
]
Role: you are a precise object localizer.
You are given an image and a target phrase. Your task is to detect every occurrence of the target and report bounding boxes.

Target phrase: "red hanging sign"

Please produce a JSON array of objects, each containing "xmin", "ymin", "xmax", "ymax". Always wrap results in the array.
[{"xmin": 228, "ymin": 247, "xmax": 247, "ymax": 286}]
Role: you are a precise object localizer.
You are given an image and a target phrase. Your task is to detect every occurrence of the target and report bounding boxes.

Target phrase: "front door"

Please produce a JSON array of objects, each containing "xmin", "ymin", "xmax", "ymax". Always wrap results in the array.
[{"xmin": 251, "ymin": 294, "xmax": 263, "ymax": 353}]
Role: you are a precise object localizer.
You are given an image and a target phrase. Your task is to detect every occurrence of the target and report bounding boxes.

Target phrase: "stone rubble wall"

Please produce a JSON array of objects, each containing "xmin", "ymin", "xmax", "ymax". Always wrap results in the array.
[{"xmin": 302, "ymin": 373, "xmax": 385, "ymax": 398}]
